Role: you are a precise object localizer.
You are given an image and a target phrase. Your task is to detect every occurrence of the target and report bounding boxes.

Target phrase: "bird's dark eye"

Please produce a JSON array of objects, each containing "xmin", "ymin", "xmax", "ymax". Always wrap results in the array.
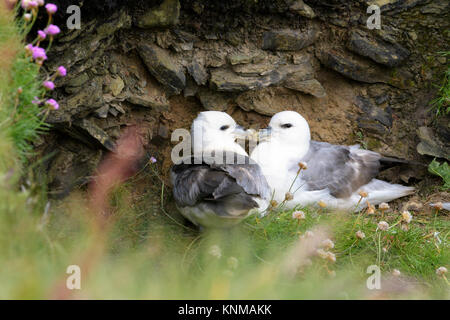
[
  {"xmin": 281, "ymin": 123, "xmax": 293, "ymax": 128},
  {"xmin": 220, "ymin": 125, "xmax": 230, "ymax": 131}
]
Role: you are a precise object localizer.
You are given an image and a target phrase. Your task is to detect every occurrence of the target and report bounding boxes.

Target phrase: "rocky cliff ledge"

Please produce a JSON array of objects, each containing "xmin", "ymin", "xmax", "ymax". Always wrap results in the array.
[{"xmin": 35, "ymin": 0, "xmax": 449, "ymax": 198}]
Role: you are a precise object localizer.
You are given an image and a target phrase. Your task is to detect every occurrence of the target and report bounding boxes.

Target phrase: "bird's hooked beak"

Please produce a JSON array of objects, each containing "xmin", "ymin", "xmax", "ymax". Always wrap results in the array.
[
  {"xmin": 258, "ymin": 127, "xmax": 272, "ymax": 142},
  {"xmin": 233, "ymin": 125, "xmax": 250, "ymax": 139},
  {"xmin": 232, "ymin": 125, "xmax": 272, "ymax": 142}
]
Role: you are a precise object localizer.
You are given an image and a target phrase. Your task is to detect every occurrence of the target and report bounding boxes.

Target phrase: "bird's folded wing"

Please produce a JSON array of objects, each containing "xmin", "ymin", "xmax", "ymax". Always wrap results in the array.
[
  {"xmin": 298, "ymin": 141, "xmax": 381, "ymax": 198},
  {"xmin": 171, "ymin": 153, "xmax": 270, "ymax": 207}
]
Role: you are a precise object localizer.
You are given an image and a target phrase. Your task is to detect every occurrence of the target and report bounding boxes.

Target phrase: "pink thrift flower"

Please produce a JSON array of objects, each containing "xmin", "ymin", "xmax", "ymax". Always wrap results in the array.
[
  {"xmin": 150, "ymin": 157, "xmax": 157, "ymax": 163},
  {"xmin": 45, "ymin": 99, "xmax": 59, "ymax": 110},
  {"xmin": 32, "ymin": 47, "xmax": 47, "ymax": 61},
  {"xmin": 28, "ymin": 0, "xmax": 38, "ymax": 8},
  {"xmin": 43, "ymin": 81, "xmax": 55, "ymax": 90},
  {"xmin": 21, "ymin": 0, "xmax": 31, "ymax": 9},
  {"xmin": 23, "ymin": 13, "xmax": 32, "ymax": 21},
  {"xmin": 25, "ymin": 44, "xmax": 34, "ymax": 54},
  {"xmin": 37, "ymin": 0, "xmax": 44, "ymax": 6},
  {"xmin": 38, "ymin": 30, "xmax": 46, "ymax": 40},
  {"xmin": 45, "ymin": 24, "xmax": 60, "ymax": 36},
  {"xmin": 32, "ymin": 96, "xmax": 40, "ymax": 105},
  {"xmin": 45, "ymin": 3, "xmax": 58, "ymax": 14},
  {"xmin": 57, "ymin": 66, "xmax": 67, "ymax": 77}
]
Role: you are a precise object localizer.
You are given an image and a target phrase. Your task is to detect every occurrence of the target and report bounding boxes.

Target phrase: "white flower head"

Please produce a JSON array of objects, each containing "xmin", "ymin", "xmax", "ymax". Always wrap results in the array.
[
  {"xmin": 326, "ymin": 252, "xmax": 336, "ymax": 263},
  {"xmin": 436, "ymin": 266, "xmax": 448, "ymax": 276},
  {"xmin": 208, "ymin": 245, "xmax": 222, "ymax": 259},
  {"xmin": 227, "ymin": 257, "xmax": 239, "ymax": 270},
  {"xmin": 392, "ymin": 269, "xmax": 401, "ymax": 277},
  {"xmin": 298, "ymin": 161, "xmax": 308, "ymax": 170},
  {"xmin": 358, "ymin": 190, "xmax": 368, "ymax": 198},
  {"xmin": 377, "ymin": 221, "xmax": 389, "ymax": 231},
  {"xmin": 356, "ymin": 230, "xmax": 366, "ymax": 239},
  {"xmin": 292, "ymin": 210, "xmax": 306, "ymax": 220},
  {"xmin": 285, "ymin": 192, "xmax": 294, "ymax": 201},
  {"xmin": 321, "ymin": 239, "xmax": 335, "ymax": 250},
  {"xmin": 304, "ymin": 230, "xmax": 314, "ymax": 238},
  {"xmin": 401, "ymin": 210, "xmax": 413, "ymax": 224},
  {"xmin": 316, "ymin": 248, "xmax": 328, "ymax": 259},
  {"xmin": 379, "ymin": 202, "xmax": 390, "ymax": 210}
]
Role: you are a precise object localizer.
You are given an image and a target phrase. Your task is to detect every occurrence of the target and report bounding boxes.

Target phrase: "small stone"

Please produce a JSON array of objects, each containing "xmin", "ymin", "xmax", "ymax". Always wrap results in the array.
[
  {"xmin": 187, "ymin": 60, "xmax": 208, "ymax": 86},
  {"xmin": 127, "ymin": 93, "xmax": 169, "ymax": 112},
  {"xmin": 110, "ymin": 76, "xmax": 125, "ymax": 97},
  {"xmin": 228, "ymin": 53, "xmax": 254, "ymax": 65},
  {"xmin": 138, "ymin": 44, "xmax": 186, "ymax": 95},
  {"xmin": 232, "ymin": 61, "xmax": 275, "ymax": 77},
  {"xmin": 403, "ymin": 199, "xmax": 423, "ymax": 212},
  {"xmin": 94, "ymin": 104, "xmax": 110, "ymax": 118},
  {"xmin": 289, "ymin": 0, "xmax": 316, "ymax": 18},
  {"xmin": 408, "ymin": 31, "xmax": 418, "ymax": 41},
  {"xmin": 283, "ymin": 79, "xmax": 327, "ymax": 98}
]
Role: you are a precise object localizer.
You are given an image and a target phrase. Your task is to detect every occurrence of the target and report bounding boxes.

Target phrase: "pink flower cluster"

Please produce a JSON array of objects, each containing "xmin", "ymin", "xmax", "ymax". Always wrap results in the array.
[
  {"xmin": 20, "ymin": 2, "xmax": 64, "ymax": 111},
  {"xmin": 21, "ymin": 0, "xmax": 45, "ymax": 11},
  {"xmin": 26, "ymin": 44, "xmax": 47, "ymax": 62}
]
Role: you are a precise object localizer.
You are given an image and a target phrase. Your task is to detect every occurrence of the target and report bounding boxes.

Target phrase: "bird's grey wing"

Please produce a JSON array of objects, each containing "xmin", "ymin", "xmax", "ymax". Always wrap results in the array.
[
  {"xmin": 298, "ymin": 141, "xmax": 381, "ymax": 198},
  {"xmin": 212, "ymin": 153, "xmax": 271, "ymax": 200},
  {"xmin": 171, "ymin": 155, "xmax": 264, "ymax": 209}
]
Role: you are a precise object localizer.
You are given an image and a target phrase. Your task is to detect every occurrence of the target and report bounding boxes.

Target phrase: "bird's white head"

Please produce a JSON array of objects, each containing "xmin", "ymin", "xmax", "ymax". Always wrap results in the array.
[
  {"xmin": 191, "ymin": 111, "xmax": 247, "ymax": 155},
  {"xmin": 264, "ymin": 111, "xmax": 311, "ymax": 149}
]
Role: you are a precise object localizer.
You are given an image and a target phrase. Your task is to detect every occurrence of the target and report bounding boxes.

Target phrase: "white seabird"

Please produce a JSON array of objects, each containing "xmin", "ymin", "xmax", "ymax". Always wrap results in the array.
[
  {"xmin": 250, "ymin": 111, "xmax": 415, "ymax": 211},
  {"xmin": 171, "ymin": 111, "xmax": 270, "ymax": 228}
]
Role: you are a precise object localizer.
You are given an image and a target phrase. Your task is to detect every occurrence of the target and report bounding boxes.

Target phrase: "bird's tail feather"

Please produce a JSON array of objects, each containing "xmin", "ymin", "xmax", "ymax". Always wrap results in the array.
[{"xmin": 361, "ymin": 179, "xmax": 415, "ymax": 206}]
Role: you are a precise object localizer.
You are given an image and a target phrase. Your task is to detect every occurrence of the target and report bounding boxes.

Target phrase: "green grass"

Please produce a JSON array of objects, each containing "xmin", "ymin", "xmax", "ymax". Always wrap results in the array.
[
  {"xmin": 0, "ymin": 3, "xmax": 448, "ymax": 299},
  {"xmin": 0, "ymin": 4, "xmax": 48, "ymax": 164},
  {"xmin": 431, "ymin": 51, "xmax": 450, "ymax": 117}
]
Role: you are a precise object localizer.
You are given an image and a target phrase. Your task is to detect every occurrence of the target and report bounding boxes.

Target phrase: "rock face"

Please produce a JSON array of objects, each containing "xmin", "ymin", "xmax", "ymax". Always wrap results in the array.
[
  {"xmin": 138, "ymin": 44, "xmax": 186, "ymax": 95},
  {"xmin": 135, "ymin": 0, "xmax": 180, "ymax": 28},
  {"xmin": 417, "ymin": 127, "xmax": 450, "ymax": 159},
  {"xmin": 236, "ymin": 87, "xmax": 296, "ymax": 116},
  {"xmin": 210, "ymin": 68, "xmax": 285, "ymax": 92},
  {"xmin": 347, "ymin": 30, "xmax": 410, "ymax": 67},
  {"xmin": 38, "ymin": 0, "xmax": 449, "ymax": 197},
  {"xmin": 196, "ymin": 88, "xmax": 235, "ymax": 111},
  {"xmin": 315, "ymin": 48, "xmax": 410, "ymax": 87},
  {"xmin": 355, "ymin": 96, "xmax": 392, "ymax": 136},
  {"xmin": 284, "ymin": 79, "xmax": 327, "ymax": 98},
  {"xmin": 262, "ymin": 27, "xmax": 318, "ymax": 51}
]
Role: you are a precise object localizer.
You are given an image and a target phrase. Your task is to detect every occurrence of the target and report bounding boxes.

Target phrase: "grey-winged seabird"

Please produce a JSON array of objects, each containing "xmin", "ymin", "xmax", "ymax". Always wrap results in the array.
[
  {"xmin": 250, "ymin": 111, "xmax": 414, "ymax": 211},
  {"xmin": 171, "ymin": 111, "xmax": 270, "ymax": 228}
]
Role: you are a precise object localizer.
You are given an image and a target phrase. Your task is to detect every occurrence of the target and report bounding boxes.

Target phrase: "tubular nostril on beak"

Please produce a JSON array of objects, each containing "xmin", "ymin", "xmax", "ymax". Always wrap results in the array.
[
  {"xmin": 258, "ymin": 127, "xmax": 272, "ymax": 142},
  {"xmin": 233, "ymin": 125, "xmax": 248, "ymax": 139}
]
